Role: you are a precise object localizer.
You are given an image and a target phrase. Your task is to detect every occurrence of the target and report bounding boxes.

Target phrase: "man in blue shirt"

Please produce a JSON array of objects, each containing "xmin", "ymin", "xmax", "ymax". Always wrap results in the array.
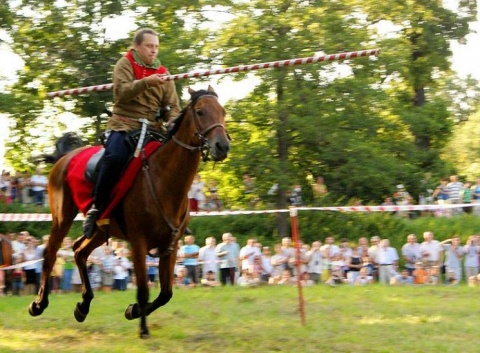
[{"xmin": 180, "ymin": 235, "xmax": 200, "ymax": 285}]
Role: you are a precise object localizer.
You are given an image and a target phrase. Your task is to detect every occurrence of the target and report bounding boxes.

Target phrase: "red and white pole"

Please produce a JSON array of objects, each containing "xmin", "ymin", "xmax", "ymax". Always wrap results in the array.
[
  {"xmin": 46, "ymin": 48, "xmax": 380, "ymax": 98},
  {"xmin": 290, "ymin": 206, "xmax": 306, "ymax": 326}
]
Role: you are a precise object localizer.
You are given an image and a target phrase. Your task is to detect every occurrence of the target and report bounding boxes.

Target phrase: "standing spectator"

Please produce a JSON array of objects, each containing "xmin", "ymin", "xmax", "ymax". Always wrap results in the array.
[
  {"xmin": 419, "ymin": 231, "xmax": 443, "ymax": 270},
  {"xmin": 357, "ymin": 237, "xmax": 369, "ymax": 258},
  {"xmin": 346, "ymin": 246, "xmax": 363, "ymax": 284},
  {"xmin": 0, "ymin": 171, "xmax": 10, "ymax": 204},
  {"xmin": 270, "ymin": 243, "xmax": 288, "ymax": 281},
  {"xmin": 216, "ymin": 232, "xmax": 240, "ymax": 285},
  {"xmin": 463, "ymin": 235, "xmax": 479, "ymax": 280},
  {"xmin": 375, "ymin": 239, "xmax": 399, "ymax": 285},
  {"xmin": 338, "ymin": 238, "xmax": 352, "ymax": 274},
  {"xmin": 440, "ymin": 236, "xmax": 464, "ymax": 283},
  {"xmin": 446, "ymin": 175, "xmax": 464, "ymax": 215},
  {"xmin": 30, "ymin": 167, "xmax": 48, "ymax": 207},
  {"xmin": 432, "ymin": 178, "xmax": 450, "ymax": 216},
  {"xmin": 281, "ymin": 237, "xmax": 296, "ymax": 275},
  {"xmin": 180, "ymin": 235, "xmax": 200, "ymax": 285},
  {"xmin": 320, "ymin": 236, "xmax": 340, "ymax": 280},
  {"xmin": 368, "ymin": 236, "xmax": 381, "ymax": 280},
  {"xmin": 100, "ymin": 246, "xmax": 116, "ymax": 293},
  {"xmin": 199, "ymin": 237, "xmax": 219, "ymax": 279},
  {"xmin": 311, "ymin": 176, "xmax": 328, "ymax": 204},
  {"xmin": 188, "ymin": 174, "xmax": 206, "ymax": 212},
  {"xmin": 306, "ymin": 241, "xmax": 322, "ymax": 284},
  {"xmin": 11, "ymin": 257, "xmax": 24, "ymax": 295},
  {"xmin": 401, "ymin": 234, "xmax": 421, "ymax": 276},
  {"xmin": 23, "ymin": 236, "xmax": 40, "ymax": 295},
  {"xmin": 35, "ymin": 235, "xmax": 49, "ymax": 294},
  {"xmin": 205, "ymin": 180, "xmax": 223, "ymax": 211},
  {"xmin": 58, "ymin": 237, "xmax": 75, "ymax": 293},
  {"xmin": 239, "ymin": 238, "xmax": 262, "ymax": 272},
  {"xmin": 471, "ymin": 178, "xmax": 480, "ymax": 215},
  {"xmin": 18, "ymin": 171, "xmax": 32, "ymax": 204},
  {"xmin": 146, "ymin": 254, "xmax": 158, "ymax": 289},
  {"xmin": 460, "ymin": 182, "xmax": 473, "ymax": 214},
  {"xmin": 113, "ymin": 256, "xmax": 129, "ymax": 291},
  {"xmin": 392, "ymin": 184, "xmax": 412, "ymax": 218},
  {"xmin": 289, "ymin": 184, "xmax": 303, "ymax": 206},
  {"xmin": 259, "ymin": 246, "xmax": 273, "ymax": 283},
  {"xmin": 11, "ymin": 231, "xmax": 27, "ymax": 261}
]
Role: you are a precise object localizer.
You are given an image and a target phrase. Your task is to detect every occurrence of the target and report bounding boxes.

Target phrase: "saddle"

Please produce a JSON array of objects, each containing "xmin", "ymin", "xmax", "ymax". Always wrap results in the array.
[{"xmin": 84, "ymin": 129, "xmax": 167, "ymax": 183}]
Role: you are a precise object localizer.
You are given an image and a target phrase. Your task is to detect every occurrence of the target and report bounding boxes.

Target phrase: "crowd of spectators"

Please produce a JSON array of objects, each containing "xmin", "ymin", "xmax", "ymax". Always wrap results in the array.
[
  {"xmin": 173, "ymin": 231, "xmax": 480, "ymax": 288},
  {"xmin": 4, "ymin": 227, "xmax": 480, "ymax": 295},
  {"xmin": 0, "ymin": 168, "xmax": 48, "ymax": 207}
]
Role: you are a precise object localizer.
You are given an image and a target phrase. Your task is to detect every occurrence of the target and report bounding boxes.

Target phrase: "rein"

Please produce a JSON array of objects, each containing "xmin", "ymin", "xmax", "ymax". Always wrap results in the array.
[{"xmin": 171, "ymin": 94, "xmax": 228, "ymax": 162}]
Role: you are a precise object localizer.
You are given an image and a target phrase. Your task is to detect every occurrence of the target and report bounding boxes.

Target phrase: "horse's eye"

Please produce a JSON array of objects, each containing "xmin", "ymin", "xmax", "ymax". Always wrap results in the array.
[{"xmin": 196, "ymin": 109, "xmax": 203, "ymax": 117}]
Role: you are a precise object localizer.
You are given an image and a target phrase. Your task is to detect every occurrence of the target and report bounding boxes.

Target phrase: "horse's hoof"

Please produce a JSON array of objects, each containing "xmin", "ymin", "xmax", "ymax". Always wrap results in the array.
[
  {"xmin": 28, "ymin": 302, "xmax": 44, "ymax": 317},
  {"xmin": 125, "ymin": 303, "xmax": 141, "ymax": 320},
  {"xmin": 74, "ymin": 302, "xmax": 88, "ymax": 322},
  {"xmin": 140, "ymin": 329, "xmax": 150, "ymax": 339}
]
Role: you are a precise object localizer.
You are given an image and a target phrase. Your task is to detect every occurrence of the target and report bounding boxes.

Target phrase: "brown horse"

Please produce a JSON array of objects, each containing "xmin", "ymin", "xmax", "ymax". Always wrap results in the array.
[{"xmin": 28, "ymin": 86, "xmax": 230, "ymax": 338}]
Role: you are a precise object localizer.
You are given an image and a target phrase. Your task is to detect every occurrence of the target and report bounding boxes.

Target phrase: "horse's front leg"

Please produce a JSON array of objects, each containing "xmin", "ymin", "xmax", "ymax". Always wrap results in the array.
[
  {"xmin": 73, "ymin": 236, "xmax": 103, "ymax": 322},
  {"xmin": 145, "ymin": 250, "xmax": 176, "ymax": 316},
  {"xmin": 124, "ymin": 243, "xmax": 150, "ymax": 338}
]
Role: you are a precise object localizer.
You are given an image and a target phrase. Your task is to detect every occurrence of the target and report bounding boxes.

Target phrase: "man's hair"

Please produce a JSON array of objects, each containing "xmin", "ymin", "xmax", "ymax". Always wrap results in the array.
[{"xmin": 132, "ymin": 28, "xmax": 158, "ymax": 46}]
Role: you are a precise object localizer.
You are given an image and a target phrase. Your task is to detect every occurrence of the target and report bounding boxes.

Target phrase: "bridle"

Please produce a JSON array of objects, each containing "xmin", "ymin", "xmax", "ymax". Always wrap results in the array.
[{"xmin": 171, "ymin": 94, "xmax": 229, "ymax": 162}]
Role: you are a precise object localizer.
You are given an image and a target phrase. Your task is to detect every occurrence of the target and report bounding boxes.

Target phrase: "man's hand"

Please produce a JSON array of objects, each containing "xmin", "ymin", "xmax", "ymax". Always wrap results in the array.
[{"xmin": 145, "ymin": 74, "xmax": 167, "ymax": 87}]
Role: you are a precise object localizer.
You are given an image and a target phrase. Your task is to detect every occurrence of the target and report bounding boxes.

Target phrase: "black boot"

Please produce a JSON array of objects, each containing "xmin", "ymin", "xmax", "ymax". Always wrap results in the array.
[
  {"xmin": 83, "ymin": 205, "xmax": 100, "ymax": 238},
  {"xmin": 184, "ymin": 227, "xmax": 192, "ymax": 235}
]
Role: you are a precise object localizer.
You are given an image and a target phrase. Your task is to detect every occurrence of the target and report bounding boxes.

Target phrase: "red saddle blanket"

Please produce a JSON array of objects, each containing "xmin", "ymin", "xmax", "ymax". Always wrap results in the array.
[{"xmin": 66, "ymin": 141, "xmax": 162, "ymax": 220}]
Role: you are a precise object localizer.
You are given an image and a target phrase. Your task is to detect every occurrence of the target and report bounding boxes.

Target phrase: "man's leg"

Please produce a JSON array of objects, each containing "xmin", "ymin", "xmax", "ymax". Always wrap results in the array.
[{"xmin": 83, "ymin": 131, "xmax": 129, "ymax": 238}]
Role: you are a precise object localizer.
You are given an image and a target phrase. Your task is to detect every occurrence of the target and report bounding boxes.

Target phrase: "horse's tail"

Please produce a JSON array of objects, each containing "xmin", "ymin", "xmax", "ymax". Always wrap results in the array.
[{"xmin": 43, "ymin": 132, "xmax": 86, "ymax": 163}]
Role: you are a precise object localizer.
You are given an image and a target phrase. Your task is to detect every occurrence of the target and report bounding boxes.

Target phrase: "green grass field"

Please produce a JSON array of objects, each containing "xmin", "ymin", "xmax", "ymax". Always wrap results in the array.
[{"xmin": 0, "ymin": 284, "xmax": 479, "ymax": 353}]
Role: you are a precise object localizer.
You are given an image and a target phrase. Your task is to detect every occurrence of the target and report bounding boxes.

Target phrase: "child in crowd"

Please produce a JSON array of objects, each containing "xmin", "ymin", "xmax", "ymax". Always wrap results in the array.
[
  {"xmin": 238, "ymin": 269, "xmax": 260, "ymax": 287},
  {"xmin": 354, "ymin": 267, "xmax": 374, "ymax": 285},
  {"xmin": 391, "ymin": 269, "xmax": 414, "ymax": 285},
  {"xmin": 201, "ymin": 270, "xmax": 221, "ymax": 287},
  {"xmin": 325, "ymin": 265, "xmax": 348, "ymax": 286},
  {"xmin": 175, "ymin": 267, "xmax": 195, "ymax": 288},
  {"xmin": 425, "ymin": 266, "xmax": 440, "ymax": 285},
  {"xmin": 413, "ymin": 262, "xmax": 426, "ymax": 284}
]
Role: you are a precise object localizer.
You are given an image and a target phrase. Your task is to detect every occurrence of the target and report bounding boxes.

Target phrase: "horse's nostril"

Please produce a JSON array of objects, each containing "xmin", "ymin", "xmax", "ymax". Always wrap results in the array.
[{"xmin": 216, "ymin": 141, "xmax": 230, "ymax": 154}]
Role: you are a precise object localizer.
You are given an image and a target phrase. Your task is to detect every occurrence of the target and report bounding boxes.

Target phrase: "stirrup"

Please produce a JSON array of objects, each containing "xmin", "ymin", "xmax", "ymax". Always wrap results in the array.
[{"xmin": 83, "ymin": 207, "xmax": 100, "ymax": 238}]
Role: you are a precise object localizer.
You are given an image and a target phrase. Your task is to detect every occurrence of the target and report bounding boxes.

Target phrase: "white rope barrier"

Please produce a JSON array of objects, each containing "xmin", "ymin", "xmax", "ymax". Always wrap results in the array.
[{"xmin": 0, "ymin": 203, "xmax": 475, "ymax": 221}]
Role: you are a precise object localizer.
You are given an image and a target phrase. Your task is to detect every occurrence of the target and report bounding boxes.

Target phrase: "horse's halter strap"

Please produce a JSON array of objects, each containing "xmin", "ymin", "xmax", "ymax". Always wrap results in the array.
[{"xmin": 172, "ymin": 94, "xmax": 228, "ymax": 162}]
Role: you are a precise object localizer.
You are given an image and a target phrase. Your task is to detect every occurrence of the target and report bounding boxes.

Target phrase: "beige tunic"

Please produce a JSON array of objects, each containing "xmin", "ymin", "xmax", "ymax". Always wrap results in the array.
[{"xmin": 108, "ymin": 56, "xmax": 181, "ymax": 132}]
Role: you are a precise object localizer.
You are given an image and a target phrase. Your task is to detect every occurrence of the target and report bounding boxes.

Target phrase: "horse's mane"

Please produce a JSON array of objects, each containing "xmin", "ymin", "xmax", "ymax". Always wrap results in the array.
[
  {"xmin": 43, "ymin": 132, "xmax": 86, "ymax": 163},
  {"xmin": 167, "ymin": 89, "xmax": 219, "ymax": 138}
]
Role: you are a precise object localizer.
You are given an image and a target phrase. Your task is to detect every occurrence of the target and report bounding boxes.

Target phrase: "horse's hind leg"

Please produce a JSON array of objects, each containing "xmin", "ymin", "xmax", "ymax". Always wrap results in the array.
[
  {"xmin": 73, "ymin": 235, "xmax": 105, "ymax": 322},
  {"xmin": 29, "ymin": 192, "xmax": 77, "ymax": 316}
]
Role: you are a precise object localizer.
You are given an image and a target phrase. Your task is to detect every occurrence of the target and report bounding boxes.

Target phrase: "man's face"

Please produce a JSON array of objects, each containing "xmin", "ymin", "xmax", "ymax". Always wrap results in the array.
[{"xmin": 135, "ymin": 33, "xmax": 159, "ymax": 65}]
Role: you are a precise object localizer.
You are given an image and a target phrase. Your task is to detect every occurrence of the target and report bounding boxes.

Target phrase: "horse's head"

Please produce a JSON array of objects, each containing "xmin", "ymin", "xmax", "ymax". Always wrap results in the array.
[{"xmin": 170, "ymin": 85, "xmax": 230, "ymax": 162}]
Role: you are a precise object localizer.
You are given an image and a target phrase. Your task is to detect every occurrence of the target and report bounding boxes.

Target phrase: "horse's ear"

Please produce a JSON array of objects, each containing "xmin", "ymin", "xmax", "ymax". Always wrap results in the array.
[
  {"xmin": 188, "ymin": 87, "xmax": 196, "ymax": 96},
  {"xmin": 207, "ymin": 85, "xmax": 215, "ymax": 93}
]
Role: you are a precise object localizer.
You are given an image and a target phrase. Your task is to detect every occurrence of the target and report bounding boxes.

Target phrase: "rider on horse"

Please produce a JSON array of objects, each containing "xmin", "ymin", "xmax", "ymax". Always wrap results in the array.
[{"xmin": 83, "ymin": 28, "xmax": 181, "ymax": 238}]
